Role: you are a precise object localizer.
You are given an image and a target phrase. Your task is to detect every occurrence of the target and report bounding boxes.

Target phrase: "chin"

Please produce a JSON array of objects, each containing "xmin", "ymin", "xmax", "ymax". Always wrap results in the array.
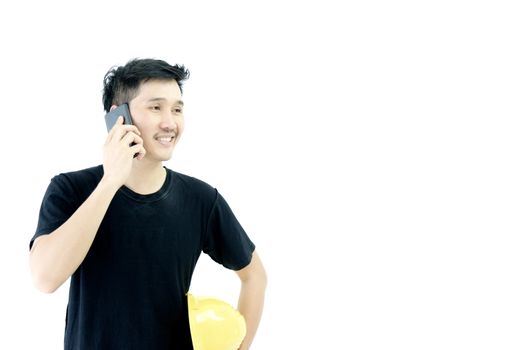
[
  {"xmin": 143, "ymin": 143, "xmax": 176, "ymax": 162},
  {"xmin": 156, "ymin": 151, "xmax": 175, "ymax": 162}
]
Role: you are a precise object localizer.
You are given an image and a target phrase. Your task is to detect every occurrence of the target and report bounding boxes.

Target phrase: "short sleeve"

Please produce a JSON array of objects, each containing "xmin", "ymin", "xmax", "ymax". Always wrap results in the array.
[
  {"xmin": 203, "ymin": 190, "xmax": 255, "ymax": 271},
  {"xmin": 29, "ymin": 175, "xmax": 80, "ymax": 250}
]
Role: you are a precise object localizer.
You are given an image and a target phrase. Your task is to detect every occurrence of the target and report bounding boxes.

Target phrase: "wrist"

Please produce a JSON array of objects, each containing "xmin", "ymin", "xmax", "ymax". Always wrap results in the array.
[{"xmin": 98, "ymin": 175, "xmax": 123, "ymax": 195}]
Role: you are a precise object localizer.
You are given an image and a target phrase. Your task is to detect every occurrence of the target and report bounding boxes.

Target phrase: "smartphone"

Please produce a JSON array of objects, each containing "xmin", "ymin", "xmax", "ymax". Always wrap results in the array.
[
  {"xmin": 104, "ymin": 103, "xmax": 139, "ymax": 157},
  {"xmin": 104, "ymin": 103, "xmax": 133, "ymax": 132}
]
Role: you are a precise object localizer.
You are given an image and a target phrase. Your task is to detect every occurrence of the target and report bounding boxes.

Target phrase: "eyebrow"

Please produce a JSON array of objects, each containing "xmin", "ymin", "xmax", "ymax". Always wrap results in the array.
[{"xmin": 147, "ymin": 97, "xmax": 184, "ymax": 106}]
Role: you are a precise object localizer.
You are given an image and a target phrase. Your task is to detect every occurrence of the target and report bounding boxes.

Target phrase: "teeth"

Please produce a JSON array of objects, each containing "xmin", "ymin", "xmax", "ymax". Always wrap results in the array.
[{"xmin": 157, "ymin": 137, "xmax": 173, "ymax": 142}]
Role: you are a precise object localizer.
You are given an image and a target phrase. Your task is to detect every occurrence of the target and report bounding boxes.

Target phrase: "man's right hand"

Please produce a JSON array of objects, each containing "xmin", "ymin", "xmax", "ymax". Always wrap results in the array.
[{"xmin": 102, "ymin": 116, "xmax": 146, "ymax": 187}]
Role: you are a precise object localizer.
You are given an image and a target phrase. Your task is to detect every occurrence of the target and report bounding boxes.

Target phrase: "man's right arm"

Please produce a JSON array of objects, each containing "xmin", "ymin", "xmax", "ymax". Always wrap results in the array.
[
  {"xmin": 29, "ymin": 178, "xmax": 120, "ymax": 293},
  {"xmin": 29, "ymin": 116, "xmax": 145, "ymax": 293}
]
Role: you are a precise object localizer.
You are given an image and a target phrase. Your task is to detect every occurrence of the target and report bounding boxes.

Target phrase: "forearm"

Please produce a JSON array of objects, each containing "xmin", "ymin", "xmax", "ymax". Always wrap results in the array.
[
  {"xmin": 29, "ymin": 177, "xmax": 120, "ymax": 293},
  {"xmin": 237, "ymin": 275, "xmax": 267, "ymax": 350}
]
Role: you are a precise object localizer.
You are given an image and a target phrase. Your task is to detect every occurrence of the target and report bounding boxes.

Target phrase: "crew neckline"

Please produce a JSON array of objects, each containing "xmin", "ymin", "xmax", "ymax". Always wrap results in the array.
[{"xmin": 118, "ymin": 167, "xmax": 174, "ymax": 203}]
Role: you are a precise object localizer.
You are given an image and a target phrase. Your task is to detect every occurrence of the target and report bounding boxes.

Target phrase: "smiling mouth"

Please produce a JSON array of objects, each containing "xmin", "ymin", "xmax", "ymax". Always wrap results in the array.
[{"xmin": 155, "ymin": 135, "xmax": 176, "ymax": 145}]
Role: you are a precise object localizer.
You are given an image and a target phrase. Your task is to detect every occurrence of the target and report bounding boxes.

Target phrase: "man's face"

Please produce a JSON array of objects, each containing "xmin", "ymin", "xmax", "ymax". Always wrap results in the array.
[{"xmin": 128, "ymin": 79, "xmax": 184, "ymax": 162}]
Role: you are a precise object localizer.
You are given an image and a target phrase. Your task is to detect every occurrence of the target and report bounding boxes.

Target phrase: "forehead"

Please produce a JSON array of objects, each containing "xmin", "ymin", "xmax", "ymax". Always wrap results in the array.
[{"xmin": 134, "ymin": 79, "xmax": 182, "ymax": 101}]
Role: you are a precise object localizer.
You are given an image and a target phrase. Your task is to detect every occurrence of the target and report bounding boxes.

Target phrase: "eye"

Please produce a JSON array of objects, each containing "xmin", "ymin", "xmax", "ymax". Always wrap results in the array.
[
  {"xmin": 172, "ymin": 107, "xmax": 183, "ymax": 114},
  {"xmin": 150, "ymin": 105, "xmax": 161, "ymax": 111}
]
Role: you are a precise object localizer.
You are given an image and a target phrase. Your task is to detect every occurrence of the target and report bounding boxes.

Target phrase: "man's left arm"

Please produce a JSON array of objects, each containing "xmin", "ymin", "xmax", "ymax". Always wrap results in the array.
[{"xmin": 236, "ymin": 250, "xmax": 267, "ymax": 350}]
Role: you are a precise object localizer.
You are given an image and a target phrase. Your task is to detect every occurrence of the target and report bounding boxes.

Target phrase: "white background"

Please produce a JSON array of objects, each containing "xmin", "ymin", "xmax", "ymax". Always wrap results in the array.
[{"xmin": 1, "ymin": 0, "xmax": 523, "ymax": 349}]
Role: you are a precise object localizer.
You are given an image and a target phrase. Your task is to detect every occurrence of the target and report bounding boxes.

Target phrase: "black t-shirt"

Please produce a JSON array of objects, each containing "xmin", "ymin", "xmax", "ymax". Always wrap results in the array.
[{"xmin": 30, "ymin": 165, "xmax": 255, "ymax": 350}]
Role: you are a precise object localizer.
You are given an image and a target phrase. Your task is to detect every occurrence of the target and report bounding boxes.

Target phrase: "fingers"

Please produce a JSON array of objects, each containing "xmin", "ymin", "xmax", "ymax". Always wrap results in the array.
[
  {"xmin": 130, "ymin": 143, "xmax": 147, "ymax": 160},
  {"xmin": 106, "ymin": 117, "xmax": 142, "ymax": 144},
  {"xmin": 117, "ymin": 131, "xmax": 144, "ymax": 160},
  {"xmin": 122, "ymin": 130, "xmax": 143, "ymax": 147},
  {"xmin": 104, "ymin": 118, "xmax": 146, "ymax": 160}
]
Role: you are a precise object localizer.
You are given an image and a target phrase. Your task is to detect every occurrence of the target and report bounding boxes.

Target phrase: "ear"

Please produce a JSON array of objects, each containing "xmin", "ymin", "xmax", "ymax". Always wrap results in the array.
[{"xmin": 109, "ymin": 104, "xmax": 118, "ymax": 112}]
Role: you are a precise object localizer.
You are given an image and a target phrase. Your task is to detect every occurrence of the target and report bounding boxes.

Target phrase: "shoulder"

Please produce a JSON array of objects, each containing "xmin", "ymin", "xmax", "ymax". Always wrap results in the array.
[
  {"xmin": 55, "ymin": 164, "xmax": 103, "ymax": 180},
  {"xmin": 167, "ymin": 168, "xmax": 218, "ymax": 202},
  {"xmin": 51, "ymin": 165, "xmax": 103, "ymax": 196}
]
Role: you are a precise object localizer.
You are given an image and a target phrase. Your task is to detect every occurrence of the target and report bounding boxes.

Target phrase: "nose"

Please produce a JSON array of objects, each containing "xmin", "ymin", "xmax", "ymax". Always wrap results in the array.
[{"xmin": 159, "ymin": 111, "xmax": 177, "ymax": 131}]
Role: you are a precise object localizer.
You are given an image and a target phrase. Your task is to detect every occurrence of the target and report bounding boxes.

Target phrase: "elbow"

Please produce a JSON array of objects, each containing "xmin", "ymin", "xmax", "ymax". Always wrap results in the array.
[
  {"xmin": 29, "ymin": 252, "xmax": 61, "ymax": 294},
  {"xmin": 36, "ymin": 283, "xmax": 59, "ymax": 294},
  {"xmin": 31, "ymin": 268, "xmax": 60, "ymax": 294},
  {"xmin": 32, "ymin": 277, "xmax": 59, "ymax": 294}
]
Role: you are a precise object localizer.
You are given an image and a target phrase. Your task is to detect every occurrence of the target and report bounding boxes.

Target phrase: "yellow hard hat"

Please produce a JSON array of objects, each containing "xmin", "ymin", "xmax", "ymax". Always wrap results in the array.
[{"xmin": 187, "ymin": 293, "xmax": 247, "ymax": 350}]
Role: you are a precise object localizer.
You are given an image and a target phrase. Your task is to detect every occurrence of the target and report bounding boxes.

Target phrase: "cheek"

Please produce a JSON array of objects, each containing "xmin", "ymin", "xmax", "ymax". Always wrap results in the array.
[
  {"xmin": 134, "ymin": 124, "xmax": 153, "ymax": 145},
  {"xmin": 177, "ymin": 118, "xmax": 185, "ymax": 133},
  {"xmin": 131, "ymin": 119, "xmax": 145, "ymax": 132}
]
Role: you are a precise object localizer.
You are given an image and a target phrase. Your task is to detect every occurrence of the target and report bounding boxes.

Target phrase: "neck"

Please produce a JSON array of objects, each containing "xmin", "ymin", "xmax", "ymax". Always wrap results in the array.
[{"xmin": 124, "ymin": 158, "xmax": 167, "ymax": 195}]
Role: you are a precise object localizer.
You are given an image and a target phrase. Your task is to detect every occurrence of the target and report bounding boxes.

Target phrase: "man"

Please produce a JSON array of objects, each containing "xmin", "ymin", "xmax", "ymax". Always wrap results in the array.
[{"xmin": 29, "ymin": 58, "xmax": 267, "ymax": 349}]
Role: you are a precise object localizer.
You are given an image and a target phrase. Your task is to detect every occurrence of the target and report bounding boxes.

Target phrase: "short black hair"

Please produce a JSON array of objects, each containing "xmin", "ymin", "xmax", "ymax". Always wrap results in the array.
[{"xmin": 102, "ymin": 58, "xmax": 190, "ymax": 112}]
